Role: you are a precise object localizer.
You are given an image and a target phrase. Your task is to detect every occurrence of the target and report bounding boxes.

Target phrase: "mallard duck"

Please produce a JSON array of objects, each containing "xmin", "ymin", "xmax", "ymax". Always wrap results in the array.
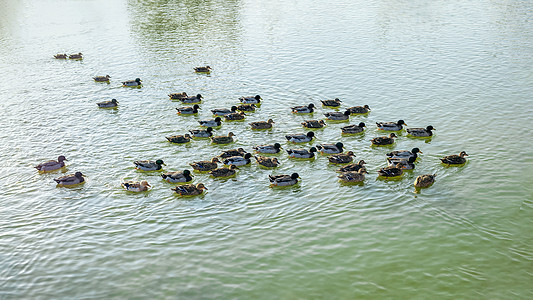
[
  {"xmin": 376, "ymin": 120, "xmax": 406, "ymax": 131},
  {"xmin": 122, "ymin": 78, "xmax": 142, "ymax": 87},
  {"xmin": 338, "ymin": 169, "xmax": 368, "ymax": 183},
  {"xmin": 210, "ymin": 165, "xmax": 238, "ymax": 177},
  {"xmin": 211, "ymin": 106, "xmax": 237, "ymax": 116},
  {"xmin": 328, "ymin": 151, "xmax": 355, "ymax": 164},
  {"xmin": 386, "ymin": 148, "xmax": 422, "ymax": 160},
  {"xmin": 254, "ymin": 156, "xmax": 280, "ymax": 168},
  {"xmin": 414, "ymin": 174, "xmax": 436, "ymax": 188},
  {"xmin": 440, "ymin": 151, "xmax": 468, "ymax": 165},
  {"xmin": 249, "ymin": 119, "xmax": 274, "ymax": 129},
  {"xmin": 211, "ymin": 132, "xmax": 235, "ymax": 144},
  {"xmin": 407, "ymin": 125, "xmax": 435, "ymax": 137},
  {"xmin": 194, "ymin": 66, "xmax": 212, "ymax": 73},
  {"xmin": 291, "ymin": 103, "xmax": 315, "ymax": 114},
  {"xmin": 54, "ymin": 172, "xmax": 85, "ymax": 186},
  {"xmin": 219, "ymin": 148, "xmax": 247, "ymax": 158},
  {"xmin": 198, "ymin": 117, "xmax": 222, "ymax": 127},
  {"xmin": 122, "ymin": 180, "xmax": 151, "ymax": 192},
  {"xmin": 161, "ymin": 170, "xmax": 193, "ymax": 183},
  {"xmin": 189, "ymin": 127, "xmax": 213, "ymax": 138},
  {"xmin": 97, "ymin": 98, "xmax": 118, "ymax": 108},
  {"xmin": 190, "ymin": 157, "xmax": 219, "ymax": 171},
  {"xmin": 269, "ymin": 173, "xmax": 299, "ymax": 186},
  {"xmin": 254, "ymin": 143, "xmax": 282, "ymax": 154},
  {"xmin": 285, "ymin": 132, "xmax": 314, "ymax": 143},
  {"xmin": 387, "ymin": 156, "xmax": 416, "ymax": 170},
  {"xmin": 134, "ymin": 159, "xmax": 165, "ymax": 171},
  {"xmin": 346, "ymin": 105, "xmax": 371, "ymax": 114},
  {"xmin": 239, "ymin": 95, "xmax": 262, "ymax": 105},
  {"xmin": 324, "ymin": 110, "xmax": 350, "ymax": 121},
  {"xmin": 171, "ymin": 183, "xmax": 207, "ymax": 196},
  {"xmin": 287, "ymin": 147, "xmax": 318, "ymax": 159},
  {"xmin": 341, "ymin": 122, "xmax": 366, "ymax": 134},
  {"xmin": 166, "ymin": 134, "xmax": 191, "ymax": 144},
  {"xmin": 54, "ymin": 53, "xmax": 67, "ymax": 59},
  {"xmin": 68, "ymin": 53, "xmax": 83, "ymax": 59},
  {"xmin": 302, "ymin": 120, "xmax": 326, "ymax": 129},
  {"xmin": 237, "ymin": 104, "xmax": 256, "ymax": 112},
  {"xmin": 337, "ymin": 160, "xmax": 366, "ymax": 173},
  {"xmin": 371, "ymin": 133, "xmax": 397, "ymax": 146},
  {"xmin": 377, "ymin": 164, "xmax": 403, "ymax": 178},
  {"xmin": 35, "ymin": 155, "xmax": 67, "ymax": 172},
  {"xmin": 181, "ymin": 94, "xmax": 203, "ymax": 104},
  {"xmin": 169, "ymin": 92, "xmax": 188, "ymax": 100},
  {"xmin": 224, "ymin": 111, "xmax": 246, "ymax": 121},
  {"xmin": 321, "ymin": 98, "xmax": 342, "ymax": 107},
  {"xmin": 176, "ymin": 104, "xmax": 200, "ymax": 114},
  {"xmin": 316, "ymin": 142, "xmax": 344, "ymax": 154},
  {"xmin": 224, "ymin": 153, "xmax": 252, "ymax": 166},
  {"xmin": 93, "ymin": 75, "xmax": 110, "ymax": 82}
]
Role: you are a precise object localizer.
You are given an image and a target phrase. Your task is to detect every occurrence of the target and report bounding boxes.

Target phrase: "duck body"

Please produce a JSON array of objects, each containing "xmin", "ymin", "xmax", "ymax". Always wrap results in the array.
[
  {"xmin": 287, "ymin": 147, "xmax": 317, "ymax": 159},
  {"xmin": 199, "ymin": 117, "xmax": 222, "ymax": 127},
  {"xmin": 254, "ymin": 143, "xmax": 281, "ymax": 154},
  {"xmin": 387, "ymin": 148, "xmax": 421, "ymax": 160},
  {"xmin": 321, "ymin": 98, "xmax": 342, "ymax": 107},
  {"xmin": 161, "ymin": 170, "xmax": 193, "ymax": 183},
  {"xmin": 190, "ymin": 158, "xmax": 219, "ymax": 171},
  {"xmin": 35, "ymin": 155, "xmax": 67, "ymax": 172},
  {"xmin": 54, "ymin": 53, "xmax": 67, "ymax": 59},
  {"xmin": 210, "ymin": 165, "xmax": 238, "ymax": 178},
  {"xmin": 285, "ymin": 132, "xmax": 314, "ymax": 143},
  {"xmin": 122, "ymin": 180, "xmax": 151, "ymax": 192},
  {"xmin": 194, "ymin": 66, "xmax": 212, "ymax": 73},
  {"xmin": 211, "ymin": 132, "xmax": 235, "ymax": 144},
  {"xmin": 68, "ymin": 53, "xmax": 83, "ymax": 59},
  {"xmin": 181, "ymin": 94, "xmax": 202, "ymax": 104},
  {"xmin": 97, "ymin": 98, "xmax": 118, "ymax": 108},
  {"xmin": 377, "ymin": 165, "xmax": 403, "ymax": 177},
  {"xmin": 249, "ymin": 119, "xmax": 274, "ymax": 130},
  {"xmin": 371, "ymin": 133, "xmax": 397, "ymax": 146},
  {"xmin": 224, "ymin": 112, "xmax": 246, "ymax": 121},
  {"xmin": 387, "ymin": 157, "xmax": 416, "ymax": 170},
  {"xmin": 54, "ymin": 172, "xmax": 85, "ymax": 186},
  {"xmin": 338, "ymin": 169, "xmax": 367, "ymax": 183},
  {"xmin": 255, "ymin": 156, "xmax": 280, "ymax": 168},
  {"xmin": 240, "ymin": 95, "xmax": 262, "ymax": 105},
  {"xmin": 414, "ymin": 174, "xmax": 437, "ymax": 188},
  {"xmin": 189, "ymin": 127, "xmax": 213, "ymax": 138},
  {"xmin": 166, "ymin": 134, "xmax": 191, "ymax": 144},
  {"xmin": 122, "ymin": 78, "xmax": 142, "ymax": 87},
  {"xmin": 134, "ymin": 159, "xmax": 165, "ymax": 171},
  {"xmin": 341, "ymin": 122, "xmax": 366, "ymax": 134},
  {"xmin": 176, "ymin": 104, "xmax": 200, "ymax": 115},
  {"xmin": 441, "ymin": 151, "xmax": 468, "ymax": 165},
  {"xmin": 224, "ymin": 153, "xmax": 252, "ymax": 166},
  {"xmin": 337, "ymin": 160, "xmax": 366, "ymax": 173},
  {"xmin": 324, "ymin": 110, "xmax": 350, "ymax": 121},
  {"xmin": 219, "ymin": 148, "xmax": 247, "ymax": 159},
  {"xmin": 407, "ymin": 126, "xmax": 435, "ymax": 137},
  {"xmin": 211, "ymin": 106, "xmax": 237, "ymax": 116},
  {"xmin": 302, "ymin": 120, "xmax": 326, "ymax": 129},
  {"xmin": 316, "ymin": 142, "xmax": 344, "ymax": 154},
  {"xmin": 291, "ymin": 104, "xmax": 315, "ymax": 114},
  {"xmin": 376, "ymin": 120, "xmax": 406, "ymax": 131},
  {"xmin": 236, "ymin": 104, "xmax": 256, "ymax": 112},
  {"xmin": 346, "ymin": 105, "xmax": 371, "ymax": 114},
  {"xmin": 328, "ymin": 151, "xmax": 355, "ymax": 164},
  {"xmin": 171, "ymin": 183, "xmax": 207, "ymax": 196},
  {"xmin": 169, "ymin": 92, "xmax": 188, "ymax": 100},
  {"xmin": 269, "ymin": 173, "xmax": 299, "ymax": 186},
  {"xmin": 93, "ymin": 75, "xmax": 110, "ymax": 82}
]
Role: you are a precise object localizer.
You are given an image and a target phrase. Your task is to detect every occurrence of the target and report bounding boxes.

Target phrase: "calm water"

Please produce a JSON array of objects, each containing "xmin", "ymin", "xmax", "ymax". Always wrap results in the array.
[{"xmin": 1, "ymin": 0, "xmax": 532, "ymax": 298}]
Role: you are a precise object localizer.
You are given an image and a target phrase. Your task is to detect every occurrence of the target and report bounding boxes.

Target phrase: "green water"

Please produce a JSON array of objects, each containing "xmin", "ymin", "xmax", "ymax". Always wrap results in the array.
[{"xmin": 1, "ymin": 0, "xmax": 532, "ymax": 298}]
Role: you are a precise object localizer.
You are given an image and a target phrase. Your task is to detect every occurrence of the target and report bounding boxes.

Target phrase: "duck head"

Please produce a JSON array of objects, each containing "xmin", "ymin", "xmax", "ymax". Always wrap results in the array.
[
  {"xmin": 196, "ymin": 183, "xmax": 208, "ymax": 190},
  {"xmin": 274, "ymin": 143, "xmax": 281, "ymax": 149},
  {"xmin": 206, "ymin": 127, "xmax": 213, "ymax": 132},
  {"xmin": 231, "ymin": 106, "xmax": 238, "ymax": 111},
  {"xmin": 255, "ymin": 95, "xmax": 262, "ymax": 101},
  {"xmin": 214, "ymin": 117, "xmax": 222, "ymax": 122},
  {"xmin": 459, "ymin": 151, "xmax": 468, "ymax": 157},
  {"xmin": 389, "ymin": 133, "xmax": 398, "ymax": 138},
  {"xmin": 228, "ymin": 132, "xmax": 235, "ymax": 137},
  {"xmin": 75, "ymin": 172, "xmax": 84, "ymax": 178},
  {"xmin": 335, "ymin": 142, "xmax": 344, "ymax": 150},
  {"xmin": 346, "ymin": 151, "xmax": 355, "ymax": 156},
  {"xmin": 211, "ymin": 157, "xmax": 220, "ymax": 163},
  {"xmin": 58, "ymin": 155, "xmax": 67, "ymax": 162},
  {"xmin": 306, "ymin": 132, "xmax": 315, "ymax": 138},
  {"xmin": 193, "ymin": 104, "xmax": 200, "ymax": 110},
  {"xmin": 244, "ymin": 153, "xmax": 252, "ymax": 159},
  {"xmin": 140, "ymin": 180, "xmax": 151, "ymax": 187},
  {"xmin": 111, "ymin": 99, "xmax": 118, "ymax": 104},
  {"xmin": 267, "ymin": 119, "xmax": 275, "ymax": 124},
  {"xmin": 358, "ymin": 160, "xmax": 366, "ymax": 165},
  {"xmin": 135, "ymin": 78, "xmax": 142, "ymax": 82},
  {"xmin": 156, "ymin": 159, "xmax": 165, "ymax": 166},
  {"xmin": 358, "ymin": 122, "xmax": 366, "ymax": 128},
  {"xmin": 291, "ymin": 173, "xmax": 300, "ymax": 179},
  {"xmin": 397, "ymin": 120, "xmax": 406, "ymax": 125},
  {"xmin": 364, "ymin": 105, "xmax": 371, "ymax": 110},
  {"xmin": 196, "ymin": 94, "xmax": 202, "ymax": 99},
  {"xmin": 343, "ymin": 110, "xmax": 350, "ymax": 116},
  {"xmin": 426, "ymin": 125, "xmax": 435, "ymax": 131},
  {"xmin": 309, "ymin": 147, "xmax": 318, "ymax": 153},
  {"xmin": 412, "ymin": 147, "xmax": 422, "ymax": 154},
  {"xmin": 183, "ymin": 170, "xmax": 191, "ymax": 176},
  {"xmin": 308, "ymin": 103, "xmax": 315, "ymax": 109}
]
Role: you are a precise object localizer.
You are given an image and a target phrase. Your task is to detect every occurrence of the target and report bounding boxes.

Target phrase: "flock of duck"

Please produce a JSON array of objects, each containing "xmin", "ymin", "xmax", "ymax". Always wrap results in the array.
[{"xmin": 37, "ymin": 56, "xmax": 469, "ymax": 196}]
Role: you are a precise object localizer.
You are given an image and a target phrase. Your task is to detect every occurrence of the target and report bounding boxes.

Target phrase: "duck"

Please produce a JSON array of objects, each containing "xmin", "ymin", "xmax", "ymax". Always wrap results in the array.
[
  {"xmin": 169, "ymin": 92, "xmax": 188, "ymax": 100},
  {"xmin": 181, "ymin": 94, "xmax": 202, "ymax": 104},
  {"xmin": 176, "ymin": 104, "xmax": 200, "ymax": 114},
  {"xmin": 211, "ymin": 132, "xmax": 235, "ymax": 144},
  {"xmin": 54, "ymin": 172, "xmax": 85, "ymax": 186},
  {"xmin": 346, "ymin": 105, "xmax": 371, "ymax": 114},
  {"xmin": 68, "ymin": 53, "xmax": 83, "ymax": 59},
  {"xmin": 190, "ymin": 157, "xmax": 220, "ymax": 171},
  {"xmin": 54, "ymin": 53, "xmax": 67, "ymax": 59},
  {"xmin": 93, "ymin": 75, "xmax": 110, "ymax": 82},
  {"xmin": 337, "ymin": 160, "xmax": 366, "ymax": 173},
  {"xmin": 316, "ymin": 142, "xmax": 344, "ymax": 154},
  {"xmin": 287, "ymin": 147, "xmax": 318, "ymax": 159},
  {"xmin": 224, "ymin": 111, "xmax": 246, "ymax": 121},
  {"xmin": 371, "ymin": 133, "xmax": 397, "ymax": 146},
  {"xmin": 97, "ymin": 98, "xmax": 118, "ymax": 108},
  {"xmin": 198, "ymin": 117, "xmax": 222, "ymax": 127},
  {"xmin": 211, "ymin": 106, "xmax": 237, "ymax": 116},
  {"xmin": 321, "ymin": 98, "xmax": 342, "ymax": 107},
  {"xmin": 239, "ymin": 95, "xmax": 262, "ymax": 105},
  {"xmin": 387, "ymin": 156, "xmax": 416, "ymax": 170},
  {"xmin": 328, "ymin": 151, "xmax": 355, "ymax": 164},
  {"xmin": 254, "ymin": 156, "xmax": 280, "ymax": 168},
  {"xmin": 189, "ymin": 127, "xmax": 213, "ymax": 138},
  {"xmin": 171, "ymin": 183, "xmax": 207, "ymax": 196},
  {"xmin": 341, "ymin": 122, "xmax": 366, "ymax": 134},
  {"xmin": 166, "ymin": 134, "xmax": 191, "ymax": 144},
  {"xmin": 249, "ymin": 119, "xmax": 274, "ymax": 130},
  {"xmin": 387, "ymin": 148, "xmax": 422, "ymax": 160},
  {"xmin": 134, "ymin": 159, "xmax": 165, "ymax": 171},
  {"xmin": 324, "ymin": 110, "xmax": 350, "ymax": 121},
  {"xmin": 161, "ymin": 170, "xmax": 193, "ymax": 183},
  {"xmin": 285, "ymin": 132, "xmax": 314, "ymax": 143},
  {"xmin": 219, "ymin": 148, "xmax": 247, "ymax": 158},
  {"xmin": 414, "ymin": 174, "xmax": 437, "ymax": 188},
  {"xmin": 254, "ymin": 143, "xmax": 282, "ymax": 154},
  {"xmin": 302, "ymin": 120, "xmax": 326, "ymax": 129},
  {"xmin": 377, "ymin": 164, "xmax": 403, "ymax": 178},
  {"xmin": 440, "ymin": 151, "xmax": 468, "ymax": 165},
  {"xmin": 376, "ymin": 120, "xmax": 406, "ymax": 131},
  {"xmin": 210, "ymin": 165, "xmax": 238, "ymax": 177},
  {"xmin": 122, "ymin": 180, "xmax": 151, "ymax": 192},
  {"xmin": 35, "ymin": 155, "xmax": 67, "ymax": 172},
  {"xmin": 407, "ymin": 125, "xmax": 435, "ymax": 137},
  {"xmin": 338, "ymin": 169, "xmax": 368, "ymax": 183},
  {"xmin": 236, "ymin": 104, "xmax": 256, "ymax": 112},
  {"xmin": 223, "ymin": 153, "xmax": 252, "ymax": 166},
  {"xmin": 194, "ymin": 66, "xmax": 212, "ymax": 73},
  {"xmin": 122, "ymin": 78, "xmax": 142, "ymax": 87},
  {"xmin": 291, "ymin": 103, "xmax": 315, "ymax": 114},
  {"xmin": 269, "ymin": 173, "xmax": 300, "ymax": 186}
]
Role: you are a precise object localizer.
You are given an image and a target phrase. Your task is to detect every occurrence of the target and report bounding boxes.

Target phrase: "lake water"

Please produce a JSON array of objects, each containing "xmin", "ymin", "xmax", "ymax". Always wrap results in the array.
[{"xmin": 1, "ymin": 0, "xmax": 532, "ymax": 298}]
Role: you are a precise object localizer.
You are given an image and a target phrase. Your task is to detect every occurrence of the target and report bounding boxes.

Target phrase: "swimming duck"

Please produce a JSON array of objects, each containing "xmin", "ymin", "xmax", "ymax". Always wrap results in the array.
[
  {"xmin": 93, "ymin": 75, "xmax": 110, "ymax": 82},
  {"xmin": 321, "ymin": 98, "xmax": 342, "ymax": 107},
  {"xmin": 224, "ymin": 111, "xmax": 246, "ymax": 121},
  {"xmin": 285, "ymin": 132, "xmax": 314, "ymax": 143},
  {"xmin": 122, "ymin": 78, "xmax": 142, "ymax": 87},
  {"xmin": 376, "ymin": 120, "xmax": 406, "ymax": 131},
  {"xmin": 122, "ymin": 180, "xmax": 151, "ymax": 192},
  {"xmin": 371, "ymin": 133, "xmax": 397, "ymax": 146},
  {"xmin": 346, "ymin": 105, "xmax": 371, "ymax": 114},
  {"xmin": 287, "ymin": 147, "xmax": 318, "ymax": 159},
  {"xmin": 211, "ymin": 106, "xmax": 237, "ymax": 116},
  {"xmin": 134, "ymin": 159, "xmax": 165, "ymax": 171},
  {"xmin": 194, "ymin": 66, "xmax": 212, "ymax": 73},
  {"xmin": 240, "ymin": 95, "xmax": 262, "ymax": 105},
  {"xmin": 161, "ymin": 170, "xmax": 193, "ymax": 183},
  {"xmin": 219, "ymin": 148, "xmax": 247, "ymax": 158},
  {"xmin": 269, "ymin": 173, "xmax": 300, "ymax": 186},
  {"xmin": 199, "ymin": 117, "xmax": 222, "ymax": 127},
  {"xmin": 236, "ymin": 104, "xmax": 256, "ymax": 112},
  {"xmin": 176, "ymin": 104, "xmax": 200, "ymax": 114},
  {"xmin": 328, "ymin": 151, "xmax": 355, "ymax": 164},
  {"xmin": 211, "ymin": 132, "xmax": 235, "ymax": 144},
  {"xmin": 210, "ymin": 165, "xmax": 238, "ymax": 177},
  {"xmin": 68, "ymin": 53, "xmax": 83, "ymax": 59},
  {"xmin": 181, "ymin": 94, "xmax": 203, "ymax": 104},
  {"xmin": 169, "ymin": 92, "xmax": 188, "ymax": 100},
  {"xmin": 35, "ymin": 155, "xmax": 67, "ymax": 172},
  {"xmin": 54, "ymin": 53, "xmax": 67, "ymax": 59},
  {"xmin": 291, "ymin": 103, "xmax": 315, "ymax": 114},
  {"xmin": 338, "ymin": 169, "xmax": 368, "ymax": 183},
  {"xmin": 302, "ymin": 120, "xmax": 326, "ymax": 129},
  {"xmin": 254, "ymin": 156, "xmax": 280, "ymax": 168},
  {"xmin": 316, "ymin": 142, "xmax": 344, "ymax": 154},
  {"xmin": 171, "ymin": 183, "xmax": 207, "ymax": 196},
  {"xmin": 337, "ymin": 160, "xmax": 366, "ymax": 173},
  {"xmin": 189, "ymin": 127, "xmax": 213, "ymax": 138},
  {"xmin": 54, "ymin": 172, "xmax": 85, "ymax": 186},
  {"xmin": 407, "ymin": 125, "xmax": 435, "ymax": 137},
  {"xmin": 224, "ymin": 153, "xmax": 252, "ymax": 166},
  {"xmin": 387, "ymin": 156, "xmax": 416, "ymax": 170},
  {"xmin": 249, "ymin": 119, "xmax": 274, "ymax": 130},
  {"xmin": 254, "ymin": 143, "xmax": 282, "ymax": 154},
  {"xmin": 97, "ymin": 98, "xmax": 118, "ymax": 108},
  {"xmin": 386, "ymin": 148, "xmax": 422, "ymax": 160},
  {"xmin": 440, "ymin": 151, "xmax": 468, "ymax": 165},
  {"xmin": 377, "ymin": 164, "xmax": 403, "ymax": 178},
  {"xmin": 190, "ymin": 157, "xmax": 220, "ymax": 171},
  {"xmin": 341, "ymin": 122, "xmax": 366, "ymax": 134},
  {"xmin": 166, "ymin": 134, "xmax": 191, "ymax": 144},
  {"xmin": 414, "ymin": 174, "xmax": 437, "ymax": 188},
  {"xmin": 324, "ymin": 110, "xmax": 350, "ymax": 121}
]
